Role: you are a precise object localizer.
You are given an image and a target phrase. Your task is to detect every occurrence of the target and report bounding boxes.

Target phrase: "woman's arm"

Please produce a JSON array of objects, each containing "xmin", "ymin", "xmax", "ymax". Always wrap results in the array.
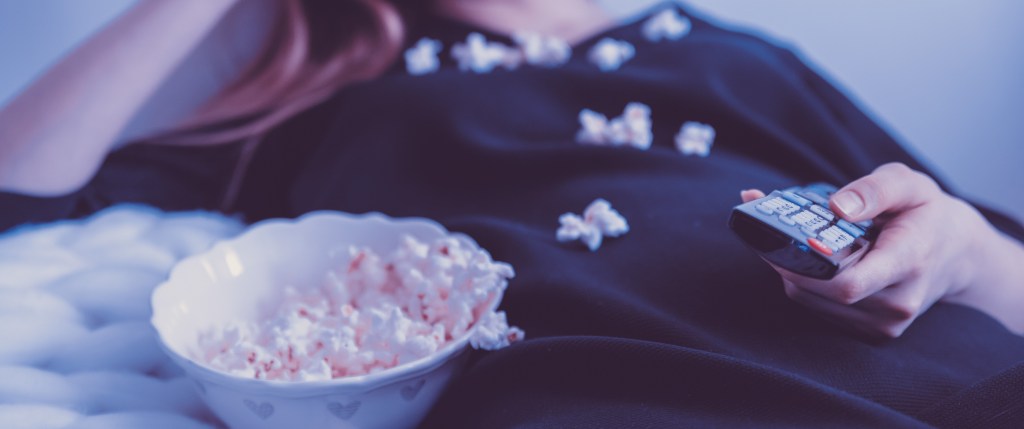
[
  {"xmin": 946, "ymin": 217, "xmax": 1024, "ymax": 334},
  {"xmin": 0, "ymin": 0, "xmax": 238, "ymax": 196}
]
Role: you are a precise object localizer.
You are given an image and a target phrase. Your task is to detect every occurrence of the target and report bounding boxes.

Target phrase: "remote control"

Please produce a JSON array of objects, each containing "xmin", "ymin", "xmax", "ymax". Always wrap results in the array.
[{"xmin": 728, "ymin": 183, "xmax": 876, "ymax": 280}]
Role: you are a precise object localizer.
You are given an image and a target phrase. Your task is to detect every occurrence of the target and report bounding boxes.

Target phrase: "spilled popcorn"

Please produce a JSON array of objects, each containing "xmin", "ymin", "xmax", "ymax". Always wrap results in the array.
[
  {"xmin": 588, "ymin": 38, "xmax": 635, "ymax": 71},
  {"xmin": 405, "ymin": 38, "xmax": 443, "ymax": 76},
  {"xmin": 576, "ymin": 102, "xmax": 653, "ymax": 149},
  {"xmin": 557, "ymin": 199, "xmax": 630, "ymax": 251},
  {"xmin": 452, "ymin": 33, "xmax": 519, "ymax": 73},
  {"xmin": 451, "ymin": 32, "xmax": 576, "ymax": 73},
  {"xmin": 675, "ymin": 121, "xmax": 716, "ymax": 157},
  {"xmin": 513, "ymin": 32, "xmax": 572, "ymax": 67},
  {"xmin": 642, "ymin": 9, "xmax": 692, "ymax": 42},
  {"xmin": 194, "ymin": 235, "xmax": 522, "ymax": 381},
  {"xmin": 414, "ymin": 8, "xmax": 691, "ymax": 75}
]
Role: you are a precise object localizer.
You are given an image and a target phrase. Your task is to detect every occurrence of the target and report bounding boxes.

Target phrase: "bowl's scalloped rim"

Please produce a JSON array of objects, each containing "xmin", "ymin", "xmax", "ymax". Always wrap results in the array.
[{"xmin": 151, "ymin": 210, "xmax": 503, "ymax": 397}]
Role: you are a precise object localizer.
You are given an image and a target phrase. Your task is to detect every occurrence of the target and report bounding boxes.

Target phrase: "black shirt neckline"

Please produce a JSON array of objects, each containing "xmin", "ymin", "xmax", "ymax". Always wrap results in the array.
[{"xmin": 403, "ymin": 1, "xmax": 685, "ymax": 55}]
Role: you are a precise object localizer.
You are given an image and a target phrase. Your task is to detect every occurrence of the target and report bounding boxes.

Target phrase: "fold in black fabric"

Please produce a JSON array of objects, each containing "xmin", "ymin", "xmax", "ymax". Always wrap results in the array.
[
  {"xmin": 0, "ymin": 191, "xmax": 79, "ymax": 232},
  {"xmin": 921, "ymin": 363, "xmax": 1024, "ymax": 429},
  {"xmin": 1, "ymin": 3, "xmax": 1021, "ymax": 427},
  {"xmin": 422, "ymin": 336, "xmax": 932, "ymax": 428}
]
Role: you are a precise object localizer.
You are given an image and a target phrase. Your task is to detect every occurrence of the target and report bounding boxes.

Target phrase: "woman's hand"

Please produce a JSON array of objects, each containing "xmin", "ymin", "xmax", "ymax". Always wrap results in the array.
[{"xmin": 743, "ymin": 163, "xmax": 1024, "ymax": 338}]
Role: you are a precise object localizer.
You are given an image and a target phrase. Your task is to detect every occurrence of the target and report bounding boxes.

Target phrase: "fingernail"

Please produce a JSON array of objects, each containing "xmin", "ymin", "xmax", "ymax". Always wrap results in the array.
[{"xmin": 831, "ymin": 191, "xmax": 864, "ymax": 218}]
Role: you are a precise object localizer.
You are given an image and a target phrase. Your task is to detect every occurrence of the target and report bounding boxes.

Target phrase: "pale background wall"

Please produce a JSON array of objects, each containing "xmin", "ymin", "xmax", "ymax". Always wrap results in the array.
[{"xmin": 1, "ymin": 0, "xmax": 1021, "ymax": 221}]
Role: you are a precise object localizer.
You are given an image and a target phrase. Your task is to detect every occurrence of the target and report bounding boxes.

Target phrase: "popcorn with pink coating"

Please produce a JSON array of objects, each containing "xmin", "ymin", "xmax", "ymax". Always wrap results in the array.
[
  {"xmin": 675, "ymin": 121, "xmax": 716, "ymax": 157},
  {"xmin": 194, "ymin": 235, "xmax": 521, "ymax": 382},
  {"xmin": 643, "ymin": 9, "xmax": 692, "ymax": 42},
  {"xmin": 471, "ymin": 311, "xmax": 524, "ymax": 350},
  {"xmin": 557, "ymin": 199, "xmax": 630, "ymax": 251},
  {"xmin": 576, "ymin": 102, "xmax": 653, "ymax": 149}
]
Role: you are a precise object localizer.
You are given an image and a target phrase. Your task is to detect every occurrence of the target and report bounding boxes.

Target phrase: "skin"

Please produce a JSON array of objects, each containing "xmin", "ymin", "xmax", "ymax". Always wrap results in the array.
[
  {"xmin": 742, "ymin": 163, "xmax": 1024, "ymax": 338},
  {"xmin": 0, "ymin": 0, "xmax": 240, "ymax": 196},
  {"xmin": 433, "ymin": 0, "xmax": 615, "ymax": 44}
]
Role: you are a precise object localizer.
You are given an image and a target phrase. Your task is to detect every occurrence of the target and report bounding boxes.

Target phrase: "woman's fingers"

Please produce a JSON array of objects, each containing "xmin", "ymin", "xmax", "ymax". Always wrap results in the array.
[
  {"xmin": 783, "ymin": 222, "xmax": 924, "ymax": 305},
  {"xmin": 829, "ymin": 162, "xmax": 941, "ymax": 222},
  {"xmin": 781, "ymin": 280, "xmax": 913, "ymax": 339},
  {"xmin": 859, "ymin": 279, "xmax": 935, "ymax": 323},
  {"xmin": 740, "ymin": 189, "xmax": 766, "ymax": 203},
  {"xmin": 783, "ymin": 279, "xmax": 923, "ymax": 339}
]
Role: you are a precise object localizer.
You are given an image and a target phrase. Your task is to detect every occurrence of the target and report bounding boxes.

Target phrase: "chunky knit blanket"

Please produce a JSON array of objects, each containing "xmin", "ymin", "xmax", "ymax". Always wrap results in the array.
[{"xmin": 0, "ymin": 205, "xmax": 243, "ymax": 429}]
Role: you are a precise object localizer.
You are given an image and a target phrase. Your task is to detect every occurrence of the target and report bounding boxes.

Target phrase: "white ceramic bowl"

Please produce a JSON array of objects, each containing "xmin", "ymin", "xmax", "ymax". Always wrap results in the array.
[{"xmin": 151, "ymin": 211, "xmax": 505, "ymax": 429}]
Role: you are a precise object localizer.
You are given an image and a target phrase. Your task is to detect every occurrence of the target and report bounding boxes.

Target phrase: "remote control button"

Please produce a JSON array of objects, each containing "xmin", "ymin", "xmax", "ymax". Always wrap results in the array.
[
  {"xmin": 760, "ymin": 197, "xmax": 800, "ymax": 216},
  {"xmin": 818, "ymin": 231, "xmax": 842, "ymax": 250},
  {"xmin": 756, "ymin": 203, "xmax": 774, "ymax": 215},
  {"xmin": 792, "ymin": 211, "xmax": 828, "ymax": 231},
  {"xmin": 836, "ymin": 231, "xmax": 854, "ymax": 248},
  {"xmin": 776, "ymin": 202, "xmax": 800, "ymax": 216},
  {"xmin": 836, "ymin": 219, "xmax": 865, "ymax": 238},
  {"xmin": 778, "ymin": 215, "xmax": 796, "ymax": 226},
  {"xmin": 801, "ymin": 226, "xmax": 819, "ymax": 237},
  {"xmin": 820, "ymin": 226, "xmax": 855, "ymax": 249},
  {"xmin": 800, "ymin": 191, "xmax": 830, "ymax": 207},
  {"xmin": 807, "ymin": 237, "xmax": 834, "ymax": 256},
  {"xmin": 809, "ymin": 205, "xmax": 835, "ymax": 221},
  {"xmin": 820, "ymin": 226, "xmax": 837, "ymax": 239},
  {"xmin": 791, "ymin": 211, "xmax": 815, "ymax": 224},
  {"xmin": 781, "ymin": 191, "xmax": 812, "ymax": 207}
]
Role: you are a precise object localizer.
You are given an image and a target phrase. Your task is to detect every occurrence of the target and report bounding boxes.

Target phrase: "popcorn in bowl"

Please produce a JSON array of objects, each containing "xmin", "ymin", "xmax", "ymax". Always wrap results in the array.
[
  {"xmin": 195, "ymin": 235, "xmax": 522, "ymax": 382},
  {"xmin": 151, "ymin": 212, "xmax": 522, "ymax": 429}
]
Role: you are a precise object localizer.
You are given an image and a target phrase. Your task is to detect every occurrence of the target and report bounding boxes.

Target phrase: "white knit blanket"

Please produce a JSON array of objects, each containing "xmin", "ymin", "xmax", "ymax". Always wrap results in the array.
[{"xmin": 0, "ymin": 205, "xmax": 244, "ymax": 429}]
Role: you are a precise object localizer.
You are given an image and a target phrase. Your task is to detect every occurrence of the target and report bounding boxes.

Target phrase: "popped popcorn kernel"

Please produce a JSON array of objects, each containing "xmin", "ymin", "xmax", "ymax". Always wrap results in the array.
[
  {"xmin": 557, "ymin": 199, "xmax": 629, "ymax": 251},
  {"xmin": 513, "ymin": 32, "xmax": 572, "ymax": 67},
  {"xmin": 405, "ymin": 38, "xmax": 443, "ymax": 76},
  {"xmin": 588, "ymin": 38, "xmax": 635, "ymax": 71},
  {"xmin": 452, "ymin": 33, "xmax": 519, "ymax": 73},
  {"xmin": 469, "ymin": 311, "xmax": 524, "ymax": 351},
  {"xmin": 557, "ymin": 212, "xmax": 604, "ymax": 252},
  {"xmin": 675, "ymin": 121, "xmax": 716, "ymax": 157},
  {"xmin": 576, "ymin": 102, "xmax": 652, "ymax": 149},
  {"xmin": 643, "ymin": 9, "xmax": 692, "ymax": 42}
]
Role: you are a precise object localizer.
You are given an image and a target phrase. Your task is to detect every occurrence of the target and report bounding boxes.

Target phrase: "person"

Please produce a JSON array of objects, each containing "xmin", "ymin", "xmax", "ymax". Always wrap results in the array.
[{"xmin": 1, "ymin": 0, "xmax": 1022, "ymax": 426}]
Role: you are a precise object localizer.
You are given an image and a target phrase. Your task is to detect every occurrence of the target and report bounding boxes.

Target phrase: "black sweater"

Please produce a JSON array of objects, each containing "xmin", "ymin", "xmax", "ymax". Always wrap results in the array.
[{"xmin": 3, "ymin": 4, "xmax": 1022, "ymax": 427}]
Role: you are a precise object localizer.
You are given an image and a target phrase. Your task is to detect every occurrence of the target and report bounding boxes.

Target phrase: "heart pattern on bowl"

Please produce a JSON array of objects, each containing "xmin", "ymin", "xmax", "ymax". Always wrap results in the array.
[
  {"xmin": 327, "ymin": 400, "xmax": 361, "ymax": 420},
  {"xmin": 401, "ymin": 379, "xmax": 426, "ymax": 401},
  {"xmin": 243, "ymin": 399, "xmax": 275, "ymax": 420}
]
